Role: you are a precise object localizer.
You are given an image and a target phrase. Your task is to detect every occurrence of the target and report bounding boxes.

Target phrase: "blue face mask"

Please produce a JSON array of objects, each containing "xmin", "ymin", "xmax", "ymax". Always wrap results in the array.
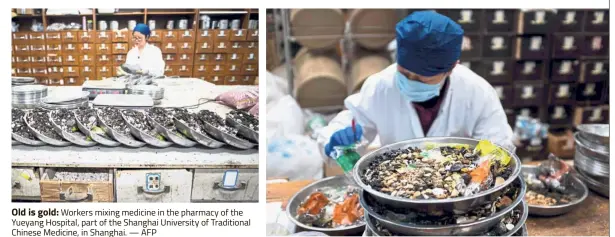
[{"xmin": 395, "ymin": 71, "xmax": 444, "ymax": 102}]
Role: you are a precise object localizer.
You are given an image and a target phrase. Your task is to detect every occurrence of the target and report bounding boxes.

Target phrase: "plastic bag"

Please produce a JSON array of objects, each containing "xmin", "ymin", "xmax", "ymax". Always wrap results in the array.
[
  {"xmin": 266, "ymin": 71, "xmax": 289, "ymax": 104},
  {"xmin": 215, "ymin": 89, "xmax": 259, "ymax": 110},
  {"xmin": 248, "ymin": 103, "xmax": 259, "ymax": 118},
  {"xmin": 267, "ymin": 95, "xmax": 304, "ymax": 139},
  {"xmin": 267, "ymin": 135, "xmax": 323, "ymax": 181}
]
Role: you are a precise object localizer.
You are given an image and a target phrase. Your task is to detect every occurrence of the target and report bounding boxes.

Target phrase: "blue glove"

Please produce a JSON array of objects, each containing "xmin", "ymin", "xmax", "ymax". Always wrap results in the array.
[{"xmin": 324, "ymin": 124, "xmax": 363, "ymax": 158}]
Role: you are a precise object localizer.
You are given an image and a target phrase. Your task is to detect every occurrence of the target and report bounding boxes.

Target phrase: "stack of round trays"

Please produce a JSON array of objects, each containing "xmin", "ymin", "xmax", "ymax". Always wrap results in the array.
[
  {"xmin": 128, "ymin": 85, "xmax": 164, "ymax": 105},
  {"xmin": 40, "ymin": 91, "xmax": 90, "ymax": 110},
  {"xmin": 574, "ymin": 124, "xmax": 609, "ymax": 197},
  {"xmin": 12, "ymin": 85, "xmax": 48, "ymax": 109},
  {"xmin": 12, "ymin": 77, "xmax": 36, "ymax": 86}
]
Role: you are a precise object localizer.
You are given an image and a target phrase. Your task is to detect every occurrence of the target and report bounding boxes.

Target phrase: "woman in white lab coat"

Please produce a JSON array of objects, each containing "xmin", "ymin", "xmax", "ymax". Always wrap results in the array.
[
  {"xmin": 123, "ymin": 23, "xmax": 165, "ymax": 77},
  {"xmin": 317, "ymin": 11, "xmax": 514, "ymax": 158}
]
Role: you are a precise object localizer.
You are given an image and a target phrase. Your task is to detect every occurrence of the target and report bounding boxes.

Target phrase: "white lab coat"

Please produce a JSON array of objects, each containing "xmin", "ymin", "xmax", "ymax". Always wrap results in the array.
[
  {"xmin": 315, "ymin": 63, "xmax": 514, "ymax": 156},
  {"xmin": 125, "ymin": 43, "xmax": 165, "ymax": 77}
]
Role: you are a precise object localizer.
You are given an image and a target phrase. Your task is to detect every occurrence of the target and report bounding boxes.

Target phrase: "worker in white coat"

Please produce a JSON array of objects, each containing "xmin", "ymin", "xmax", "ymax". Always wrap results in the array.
[
  {"xmin": 317, "ymin": 11, "xmax": 514, "ymax": 158},
  {"xmin": 123, "ymin": 23, "xmax": 165, "ymax": 77}
]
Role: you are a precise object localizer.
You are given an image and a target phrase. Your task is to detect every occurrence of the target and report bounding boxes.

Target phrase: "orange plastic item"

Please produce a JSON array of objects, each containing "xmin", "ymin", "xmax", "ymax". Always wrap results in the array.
[
  {"xmin": 332, "ymin": 194, "xmax": 364, "ymax": 226},
  {"xmin": 470, "ymin": 160, "xmax": 491, "ymax": 183},
  {"xmin": 297, "ymin": 192, "xmax": 330, "ymax": 216}
]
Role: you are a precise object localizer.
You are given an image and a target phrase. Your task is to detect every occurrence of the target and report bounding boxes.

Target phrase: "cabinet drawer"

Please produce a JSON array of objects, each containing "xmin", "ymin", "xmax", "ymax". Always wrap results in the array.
[
  {"xmin": 177, "ymin": 53, "xmax": 194, "ymax": 65},
  {"xmin": 113, "ymin": 54, "xmax": 126, "ymax": 65},
  {"xmin": 177, "ymin": 65, "xmax": 193, "ymax": 77},
  {"xmin": 162, "ymin": 30, "xmax": 178, "ymax": 42},
  {"xmin": 484, "ymin": 10, "xmax": 517, "ymax": 33},
  {"xmin": 177, "ymin": 42, "xmax": 194, "ymax": 53},
  {"xmin": 163, "ymin": 53, "xmax": 177, "ymax": 66},
  {"xmin": 479, "ymin": 59, "xmax": 513, "ymax": 83},
  {"xmin": 191, "ymin": 169, "xmax": 258, "ymax": 202},
  {"xmin": 242, "ymin": 41, "xmax": 258, "ymax": 53},
  {"xmin": 164, "ymin": 65, "xmax": 177, "ymax": 76},
  {"xmin": 229, "ymin": 41, "xmax": 244, "ymax": 52},
  {"xmin": 197, "ymin": 30, "xmax": 213, "ymax": 42},
  {"xmin": 15, "ymin": 67, "xmax": 32, "ymax": 77},
  {"xmin": 12, "ymin": 56, "xmax": 31, "ymax": 67},
  {"xmin": 242, "ymin": 63, "xmax": 258, "ymax": 75},
  {"xmin": 97, "ymin": 66, "xmax": 114, "ymax": 79},
  {"xmin": 79, "ymin": 31, "xmax": 95, "ymax": 43},
  {"xmin": 83, "ymin": 74, "xmax": 96, "ymax": 81},
  {"xmin": 227, "ymin": 63, "xmax": 242, "ymax": 75},
  {"xmin": 149, "ymin": 30, "xmax": 162, "ymax": 42},
  {"xmin": 31, "ymin": 56, "xmax": 47, "ymax": 67},
  {"xmin": 514, "ymin": 35, "xmax": 549, "ymax": 60},
  {"xmin": 194, "ymin": 53, "xmax": 212, "ymax": 64},
  {"xmin": 574, "ymin": 105, "xmax": 609, "ymax": 125},
  {"xmin": 62, "ymin": 31, "xmax": 79, "ymax": 43},
  {"xmin": 583, "ymin": 35, "xmax": 608, "ymax": 57},
  {"xmin": 40, "ymin": 168, "xmax": 113, "ymax": 202},
  {"xmin": 112, "ymin": 31, "xmax": 129, "ymax": 42},
  {"xmin": 47, "ymin": 66, "xmax": 64, "ymax": 78},
  {"xmin": 576, "ymin": 82, "xmax": 604, "ymax": 102},
  {"xmin": 29, "ymin": 44, "xmax": 46, "ymax": 56},
  {"xmin": 79, "ymin": 43, "xmax": 95, "ymax": 54},
  {"xmin": 243, "ymin": 52, "xmax": 258, "ymax": 63},
  {"xmin": 580, "ymin": 60, "xmax": 608, "ymax": 83},
  {"xmin": 549, "ymin": 83, "xmax": 576, "ymax": 104},
  {"xmin": 230, "ymin": 29, "xmax": 248, "ymax": 41},
  {"xmin": 63, "ymin": 54, "xmax": 80, "ymax": 66},
  {"xmin": 214, "ymin": 41, "xmax": 230, "ymax": 53},
  {"xmin": 513, "ymin": 60, "xmax": 544, "ymax": 81},
  {"xmin": 552, "ymin": 34, "xmax": 582, "ymax": 59},
  {"xmin": 548, "ymin": 105, "xmax": 573, "ymax": 125},
  {"xmin": 12, "ymin": 33, "xmax": 29, "ymax": 44},
  {"xmin": 224, "ymin": 75, "xmax": 243, "ymax": 85},
  {"xmin": 482, "ymin": 34, "xmax": 513, "ymax": 58},
  {"xmin": 516, "ymin": 10, "xmax": 555, "ymax": 34},
  {"xmin": 80, "ymin": 66, "xmax": 96, "ymax": 76},
  {"xmin": 584, "ymin": 10, "xmax": 609, "ymax": 32},
  {"xmin": 13, "ymin": 45, "xmax": 30, "ymax": 56},
  {"xmin": 513, "ymin": 82, "xmax": 544, "ymax": 106},
  {"xmin": 112, "ymin": 43, "xmax": 129, "ymax": 54},
  {"xmin": 115, "ymin": 169, "xmax": 192, "ymax": 203},
  {"xmin": 64, "ymin": 76, "xmax": 84, "ymax": 86},
  {"xmin": 246, "ymin": 29, "xmax": 259, "ymax": 41},
  {"xmin": 96, "ymin": 31, "xmax": 112, "ymax": 43},
  {"xmin": 96, "ymin": 43, "xmax": 112, "ymax": 54},
  {"xmin": 239, "ymin": 75, "xmax": 256, "ymax": 85},
  {"xmin": 211, "ymin": 64, "xmax": 227, "ymax": 74},
  {"xmin": 47, "ymin": 77, "xmax": 64, "ymax": 86},
  {"xmin": 79, "ymin": 54, "xmax": 96, "ymax": 66},
  {"xmin": 31, "ymin": 67, "xmax": 48, "ymax": 77},
  {"xmin": 553, "ymin": 10, "xmax": 584, "ymax": 32},
  {"xmin": 551, "ymin": 60, "xmax": 580, "ymax": 82},
  {"xmin": 45, "ymin": 32, "xmax": 63, "ymax": 44},
  {"xmin": 214, "ymin": 29, "xmax": 231, "ymax": 41},
  {"xmin": 439, "ymin": 9, "xmax": 482, "ymax": 33},
  {"xmin": 46, "ymin": 44, "xmax": 63, "ymax": 54},
  {"xmin": 193, "ymin": 64, "xmax": 210, "ymax": 74},
  {"xmin": 29, "ymin": 32, "xmax": 46, "ymax": 44},
  {"xmin": 97, "ymin": 54, "xmax": 113, "ymax": 66},
  {"xmin": 161, "ymin": 42, "xmax": 178, "ymax": 53},
  {"xmin": 62, "ymin": 43, "xmax": 80, "ymax": 54},
  {"xmin": 227, "ymin": 53, "xmax": 243, "ymax": 63},
  {"xmin": 12, "ymin": 167, "xmax": 41, "ymax": 200},
  {"xmin": 46, "ymin": 55, "xmax": 63, "ymax": 66},
  {"xmin": 177, "ymin": 30, "xmax": 195, "ymax": 42},
  {"xmin": 195, "ymin": 41, "xmax": 214, "ymax": 53},
  {"xmin": 209, "ymin": 75, "xmax": 226, "ymax": 85},
  {"xmin": 63, "ymin": 66, "xmax": 80, "ymax": 77}
]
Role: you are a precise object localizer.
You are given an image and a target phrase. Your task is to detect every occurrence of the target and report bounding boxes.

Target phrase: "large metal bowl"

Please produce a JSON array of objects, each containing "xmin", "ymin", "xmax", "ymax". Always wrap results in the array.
[
  {"xmin": 200, "ymin": 119, "xmax": 256, "ymax": 149},
  {"xmin": 226, "ymin": 116, "xmax": 259, "ymax": 143},
  {"xmin": 96, "ymin": 110, "xmax": 146, "ymax": 148},
  {"xmin": 49, "ymin": 110, "xmax": 97, "ymax": 147},
  {"xmin": 577, "ymin": 124, "xmax": 609, "ymax": 146},
  {"xmin": 575, "ymin": 167, "xmax": 609, "ymax": 197},
  {"xmin": 360, "ymin": 176, "xmax": 525, "ymax": 236},
  {"xmin": 23, "ymin": 112, "xmax": 71, "ymax": 147},
  {"xmin": 146, "ymin": 114, "xmax": 196, "ymax": 147},
  {"xmin": 574, "ymin": 150, "xmax": 609, "ymax": 177},
  {"xmin": 574, "ymin": 132, "xmax": 609, "ymax": 163},
  {"xmin": 174, "ymin": 119, "xmax": 225, "ymax": 148},
  {"xmin": 352, "ymin": 137, "xmax": 522, "ymax": 214},
  {"xmin": 74, "ymin": 111, "xmax": 121, "ymax": 147},
  {"xmin": 120, "ymin": 110, "xmax": 173, "ymax": 148},
  {"xmin": 12, "ymin": 132, "xmax": 45, "ymax": 146},
  {"xmin": 286, "ymin": 175, "xmax": 366, "ymax": 236},
  {"xmin": 365, "ymin": 201, "xmax": 528, "ymax": 236},
  {"xmin": 522, "ymin": 165, "xmax": 588, "ymax": 217}
]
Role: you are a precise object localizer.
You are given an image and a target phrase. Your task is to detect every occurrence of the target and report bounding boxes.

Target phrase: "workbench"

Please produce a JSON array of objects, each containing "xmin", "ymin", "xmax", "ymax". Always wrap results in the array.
[{"xmin": 12, "ymin": 79, "xmax": 259, "ymax": 203}]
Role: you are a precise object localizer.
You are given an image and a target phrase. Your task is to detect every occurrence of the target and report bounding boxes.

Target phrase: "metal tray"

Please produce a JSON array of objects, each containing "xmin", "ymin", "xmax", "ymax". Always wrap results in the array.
[
  {"xmin": 146, "ymin": 115, "xmax": 196, "ymax": 147},
  {"xmin": 522, "ymin": 165, "xmax": 588, "ymax": 217},
  {"xmin": 574, "ymin": 132, "xmax": 609, "ymax": 163},
  {"xmin": 286, "ymin": 175, "xmax": 366, "ymax": 236},
  {"xmin": 577, "ymin": 124, "xmax": 609, "ymax": 146},
  {"xmin": 120, "ymin": 110, "xmax": 173, "ymax": 148},
  {"xmin": 575, "ymin": 167, "xmax": 609, "ymax": 197},
  {"xmin": 23, "ymin": 112, "xmax": 71, "ymax": 147},
  {"xmin": 173, "ymin": 119, "xmax": 225, "ymax": 148},
  {"xmin": 74, "ymin": 111, "xmax": 121, "ymax": 147},
  {"xmin": 226, "ymin": 116, "xmax": 258, "ymax": 143},
  {"xmin": 96, "ymin": 109, "xmax": 146, "ymax": 148},
  {"xmin": 49, "ymin": 110, "xmax": 97, "ymax": 147},
  {"xmin": 200, "ymin": 120, "xmax": 256, "ymax": 149},
  {"xmin": 361, "ymin": 176, "xmax": 526, "ymax": 236},
  {"xmin": 12, "ymin": 132, "xmax": 45, "ymax": 146},
  {"xmin": 352, "ymin": 137, "xmax": 522, "ymax": 214},
  {"xmin": 574, "ymin": 149, "xmax": 609, "ymax": 177}
]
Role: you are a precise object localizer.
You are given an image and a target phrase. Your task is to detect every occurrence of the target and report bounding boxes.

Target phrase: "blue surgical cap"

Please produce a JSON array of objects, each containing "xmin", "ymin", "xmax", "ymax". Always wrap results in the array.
[
  {"xmin": 133, "ymin": 23, "xmax": 151, "ymax": 38},
  {"xmin": 396, "ymin": 11, "xmax": 464, "ymax": 77}
]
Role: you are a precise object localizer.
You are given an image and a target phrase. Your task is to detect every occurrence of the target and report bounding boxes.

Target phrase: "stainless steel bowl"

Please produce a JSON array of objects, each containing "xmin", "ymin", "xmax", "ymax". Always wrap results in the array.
[
  {"xmin": 577, "ymin": 124, "xmax": 609, "ymax": 146},
  {"xmin": 12, "ymin": 132, "xmax": 45, "ymax": 146},
  {"xmin": 522, "ymin": 165, "xmax": 588, "ymax": 216},
  {"xmin": 23, "ymin": 112, "xmax": 71, "ymax": 147},
  {"xmin": 286, "ymin": 175, "xmax": 366, "ymax": 236},
  {"xmin": 120, "ymin": 110, "xmax": 173, "ymax": 148},
  {"xmin": 74, "ymin": 111, "xmax": 121, "ymax": 147},
  {"xmin": 574, "ymin": 149, "xmax": 609, "ymax": 177},
  {"xmin": 226, "ymin": 116, "xmax": 258, "ymax": 143},
  {"xmin": 361, "ymin": 176, "xmax": 526, "ymax": 236},
  {"xmin": 574, "ymin": 132, "xmax": 609, "ymax": 163},
  {"xmin": 174, "ymin": 119, "xmax": 225, "ymax": 148},
  {"xmin": 575, "ymin": 167, "xmax": 609, "ymax": 197},
  {"xmin": 201, "ymin": 120, "xmax": 256, "ymax": 149},
  {"xmin": 365, "ymin": 201, "xmax": 528, "ymax": 236},
  {"xmin": 49, "ymin": 110, "xmax": 97, "ymax": 147},
  {"xmin": 96, "ymin": 110, "xmax": 146, "ymax": 148},
  {"xmin": 146, "ymin": 114, "xmax": 197, "ymax": 147},
  {"xmin": 352, "ymin": 137, "xmax": 522, "ymax": 214}
]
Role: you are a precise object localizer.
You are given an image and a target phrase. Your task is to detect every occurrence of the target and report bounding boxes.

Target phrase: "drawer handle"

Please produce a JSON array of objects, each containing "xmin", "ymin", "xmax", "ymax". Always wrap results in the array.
[
  {"xmin": 218, "ymin": 31, "xmax": 226, "ymax": 37},
  {"xmin": 59, "ymin": 186, "xmax": 94, "ymax": 202},
  {"xmin": 201, "ymin": 31, "xmax": 210, "ymax": 37},
  {"xmin": 251, "ymin": 30, "xmax": 258, "ymax": 36},
  {"xmin": 137, "ymin": 186, "xmax": 171, "ymax": 195},
  {"xmin": 213, "ymin": 181, "xmax": 246, "ymax": 191},
  {"xmin": 235, "ymin": 30, "xmax": 244, "ymax": 37}
]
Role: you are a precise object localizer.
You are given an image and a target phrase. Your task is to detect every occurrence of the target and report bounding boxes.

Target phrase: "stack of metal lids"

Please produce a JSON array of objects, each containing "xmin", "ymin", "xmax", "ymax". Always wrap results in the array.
[
  {"xmin": 40, "ymin": 91, "xmax": 90, "ymax": 110},
  {"xmin": 128, "ymin": 85, "xmax": 164, "ymax": 105},
  {"xmin": 12, "ymin": 77, "xmax": 36, "ymax": 86},
  {"xmin": 12, "ymin": 85, "xmax": 48, "ymax": 109},
  {"xmin": 574, "ymin": 124, "xmax": 609, "ymax": 197}
]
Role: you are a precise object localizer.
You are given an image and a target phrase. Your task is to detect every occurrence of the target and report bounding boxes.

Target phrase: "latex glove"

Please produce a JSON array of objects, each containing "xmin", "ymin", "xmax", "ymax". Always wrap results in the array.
[{"xmin": 324, "ymin": 124, "xmax": 363, "ymax": 158}]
